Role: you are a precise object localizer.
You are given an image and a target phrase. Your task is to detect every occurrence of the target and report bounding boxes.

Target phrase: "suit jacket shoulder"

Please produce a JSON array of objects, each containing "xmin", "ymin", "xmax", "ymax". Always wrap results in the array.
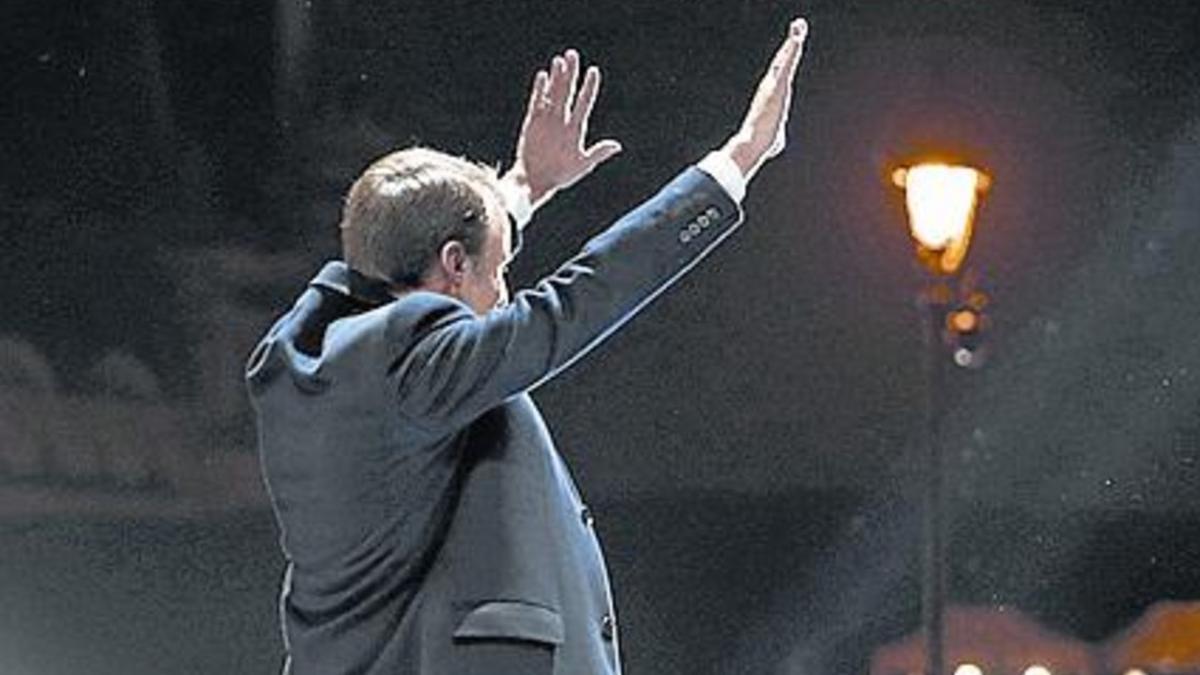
[{"xmin": 379, "ymin": 166, "xmax": 744, "ymax": 433}]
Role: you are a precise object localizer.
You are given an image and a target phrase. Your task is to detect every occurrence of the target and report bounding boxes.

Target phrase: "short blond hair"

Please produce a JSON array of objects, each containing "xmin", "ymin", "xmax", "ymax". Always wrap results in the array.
[{"xmin": 339, "ymin": 147, "xmax": 501, "ymax": 287}]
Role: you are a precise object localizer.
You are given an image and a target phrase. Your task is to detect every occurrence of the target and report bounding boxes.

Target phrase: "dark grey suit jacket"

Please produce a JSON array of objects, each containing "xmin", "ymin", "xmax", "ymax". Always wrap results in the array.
[{"xmin": 246, "ymin": 167, "xmax": 742, "ymax": 675}]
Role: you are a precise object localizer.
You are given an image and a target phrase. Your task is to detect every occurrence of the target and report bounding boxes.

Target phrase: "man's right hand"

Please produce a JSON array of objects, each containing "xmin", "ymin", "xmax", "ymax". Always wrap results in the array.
[{"xmin": 723, "ymin": 18, "xmax": 809, "ymax": 180}]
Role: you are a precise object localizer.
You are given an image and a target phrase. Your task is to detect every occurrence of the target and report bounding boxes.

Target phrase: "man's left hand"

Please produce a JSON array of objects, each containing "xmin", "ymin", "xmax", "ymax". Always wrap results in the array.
[{"xmin": 506, "ymin": 49, "xmax": 623, "ymax": 212}]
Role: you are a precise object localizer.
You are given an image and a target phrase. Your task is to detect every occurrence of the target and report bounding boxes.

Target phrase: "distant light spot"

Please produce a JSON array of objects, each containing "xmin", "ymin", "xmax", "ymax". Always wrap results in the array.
[
  {"xmin": 949, "ymin": 309, "xmax": 979, "ymax": 333},
  {"xmin": 77, "ymin": 65, "xmax": 87, "ymax": 78},
  {"xmin": 37, "ymin": 52, "xmax": 52, "ymax": 63},
  {"xmin": 955, "ymin": 663, "xmax": 984, "ymax": 675},
  {"xmin": 1024, "ymin": 664, "xmax": 1052, "ymax": 675}
]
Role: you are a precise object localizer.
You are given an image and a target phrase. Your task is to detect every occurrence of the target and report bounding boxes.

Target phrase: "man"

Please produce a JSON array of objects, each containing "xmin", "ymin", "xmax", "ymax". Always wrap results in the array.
[{"xmin": 246, "ymin": 18, "xmax": 809, "ymax": 675}]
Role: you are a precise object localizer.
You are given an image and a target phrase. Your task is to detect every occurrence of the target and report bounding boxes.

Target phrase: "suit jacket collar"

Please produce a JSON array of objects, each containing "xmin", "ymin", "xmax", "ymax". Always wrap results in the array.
[{"xmin": 309, "ymin": 261, "xmax": 395, "ymax": 308}]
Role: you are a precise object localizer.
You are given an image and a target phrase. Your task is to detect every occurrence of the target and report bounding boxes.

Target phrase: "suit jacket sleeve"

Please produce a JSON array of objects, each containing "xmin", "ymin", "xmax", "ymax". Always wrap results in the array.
[{"xmin": 387, "ymin": 166, "xmax": 743, "ymax": 431}]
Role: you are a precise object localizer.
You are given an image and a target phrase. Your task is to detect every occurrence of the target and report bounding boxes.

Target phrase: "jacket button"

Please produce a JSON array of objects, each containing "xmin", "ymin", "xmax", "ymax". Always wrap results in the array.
[
  {"xmin": 581, "ymin": 506, "xmax": 595, "ymax": 528},
  {"xmin": 687, "ymin": 222, "xmax": 701, "ymax": 236},
  {"xmin": 705, "ymin": 206, "xmax": 721, "ymax": 220},
  {"xmin": 696, "ymin": 214, "xmax": 711, "ymax": 229},
  {"xmin": 679, "ymin": 230, "xmax": 692, "ymax": 244},
  {"xmin": 601, "ymin": 613, "xmax": 615, "ymax": 641}
]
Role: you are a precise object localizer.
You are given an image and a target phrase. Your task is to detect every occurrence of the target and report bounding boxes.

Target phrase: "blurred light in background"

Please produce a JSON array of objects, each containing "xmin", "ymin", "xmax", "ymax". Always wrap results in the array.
[
  {"xmin": 892, "ymin": 163, "xmax": 991, "ymax": 274},
  {"xmin": 954, "ymin": 663, "xmax": 984, "ymax": 675}
]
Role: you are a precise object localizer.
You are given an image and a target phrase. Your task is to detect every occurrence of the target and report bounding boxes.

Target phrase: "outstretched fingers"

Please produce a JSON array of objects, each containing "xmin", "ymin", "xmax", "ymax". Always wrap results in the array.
[
  {"xmin": 772, "ymin": 18, "xmax": 808, "ymax": 118},
  {"xmin": 564, "ymin": 50, "xmax": 581, "ymax": 112},
  {"xmin": 511, "ymin": 46, "xmax": 623, "ymax": 204},
  {"xmin": 526, "ymin": 69, "xmax": 550, "ymax": 115},
  {"xmin": 547, "ymin": 51, "xmax": 578, "ymax": 116},
  {"xmin": 569, "ymin": 66, "xmax": 601, "ymax": 134},
  {"xmin": 753, "ymin": 18, "xmax": 809, "ymax": 152},
  {"xmin": 770, "ymin": 18, "xmax": 808, "ymax": 80}
]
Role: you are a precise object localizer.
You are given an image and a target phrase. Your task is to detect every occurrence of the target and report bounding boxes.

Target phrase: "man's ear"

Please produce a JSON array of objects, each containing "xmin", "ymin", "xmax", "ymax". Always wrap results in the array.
[{"xmin": 438, "ymin": 240, "xmax": 469, "ymax": 283}]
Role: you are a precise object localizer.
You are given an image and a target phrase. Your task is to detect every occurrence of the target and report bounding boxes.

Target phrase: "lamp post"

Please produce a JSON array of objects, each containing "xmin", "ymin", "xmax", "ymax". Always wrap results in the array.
[{"xmin": 892, "ymin": 162, "xmax": 990, "ymax": 675}]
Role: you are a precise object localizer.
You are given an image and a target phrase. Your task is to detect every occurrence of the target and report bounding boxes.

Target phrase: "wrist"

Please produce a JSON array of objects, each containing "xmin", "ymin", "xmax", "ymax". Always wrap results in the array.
[
  {"xmin": 498, "ymin": 168, "xmax": 535, "ymax": 230},
  {"xmin": 721, "ymin": 135, "xmax": 761, "ymax": 180},
  {"xmin": 503, "ymin": 162, "xmax": 553, "ymax": 211},
  {"xmin": 501, "ymin": 164, "xmax": 531, "ymax": 195},
  {"xmin": 697, "ymin": 151, "xmax": 748, "ymax": 203}
]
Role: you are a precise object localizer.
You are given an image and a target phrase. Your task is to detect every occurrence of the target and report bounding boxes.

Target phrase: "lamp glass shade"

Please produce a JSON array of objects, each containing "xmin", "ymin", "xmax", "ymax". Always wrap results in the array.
[{"xmin": 895, "ymin": 163, "xmax": 988, "ymax": 274}]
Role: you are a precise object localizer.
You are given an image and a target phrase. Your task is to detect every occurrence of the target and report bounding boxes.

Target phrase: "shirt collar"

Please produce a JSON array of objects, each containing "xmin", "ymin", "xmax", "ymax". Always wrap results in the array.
[{"xmin": 309, "ymin": 261, "xmax": 396, "ymax": 308}]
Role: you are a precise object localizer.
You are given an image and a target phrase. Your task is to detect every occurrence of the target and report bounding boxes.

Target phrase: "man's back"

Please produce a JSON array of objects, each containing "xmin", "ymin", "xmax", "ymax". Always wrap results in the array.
[
  {"xmin": 246, "ymin": 18, "xmax": 809, "ymax": 674},
  {"xmin": 249, "ymin": 269, "xmax": 620, "ymax": 674},
  {"xmin": 247, "ymin": 168, "xmax": 742, "ymax": 674}
]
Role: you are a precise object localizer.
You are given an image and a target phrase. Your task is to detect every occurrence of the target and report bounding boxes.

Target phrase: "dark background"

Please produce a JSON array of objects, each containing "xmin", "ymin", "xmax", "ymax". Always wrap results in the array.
[{"xmin": 2, "ymin": 1, "xmax": 1199, "ymax": 673}]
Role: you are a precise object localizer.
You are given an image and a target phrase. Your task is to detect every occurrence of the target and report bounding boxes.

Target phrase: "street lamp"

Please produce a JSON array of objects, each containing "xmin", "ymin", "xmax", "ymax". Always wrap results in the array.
[
  {"xmin": 892, "ymin": 163, "xmax": 991, "ymax": 275},
  {"xmin": 892, "ymin": 161, "xmax": 990, "ymax": 675}
]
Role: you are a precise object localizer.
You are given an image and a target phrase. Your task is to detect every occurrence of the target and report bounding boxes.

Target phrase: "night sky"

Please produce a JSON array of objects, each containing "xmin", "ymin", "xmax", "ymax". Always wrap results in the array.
[{"xmin": 2, "ymin": 1, "xmax": 1199, "ymax": 673}]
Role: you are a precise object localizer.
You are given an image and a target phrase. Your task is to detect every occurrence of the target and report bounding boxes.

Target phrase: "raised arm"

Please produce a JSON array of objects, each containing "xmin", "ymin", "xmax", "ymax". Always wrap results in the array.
[
  {"xmin": 721, "ymin": 17, "xmax": 809, "ymax": 181},
  {"xmin": 395, "ymin": 19, "xmax": 811, "ymax": 430}
]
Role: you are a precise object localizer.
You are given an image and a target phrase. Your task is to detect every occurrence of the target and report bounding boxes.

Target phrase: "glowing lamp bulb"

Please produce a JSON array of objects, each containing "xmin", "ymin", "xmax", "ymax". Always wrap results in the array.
[{"xmin": 892, "ymin": 163, "xmax": 990, "ymax": 274}]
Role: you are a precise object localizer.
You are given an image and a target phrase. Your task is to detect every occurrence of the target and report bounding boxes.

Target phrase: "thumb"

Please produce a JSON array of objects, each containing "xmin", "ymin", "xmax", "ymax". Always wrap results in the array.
[{"xmin": 584, "ymin": 139, "xmax": 624, "ymax": 167}]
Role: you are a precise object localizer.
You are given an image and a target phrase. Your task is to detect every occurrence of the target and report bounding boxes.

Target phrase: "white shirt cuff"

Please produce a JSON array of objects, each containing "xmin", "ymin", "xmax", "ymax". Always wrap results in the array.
[
  {"xmin": 497, "ymin": 178, "xmax": 534, "ymax": 230},
  {"xmin": 696, "ymin": 151, "xmax": 747, "ymax": 204}
]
